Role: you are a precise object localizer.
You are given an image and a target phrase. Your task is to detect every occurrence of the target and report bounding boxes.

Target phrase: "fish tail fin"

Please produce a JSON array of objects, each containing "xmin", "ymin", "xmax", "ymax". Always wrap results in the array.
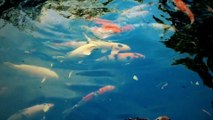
[
  {"xmin": 62, "ymin": 104, "xmax": 78, "ymax": 118},
  {"xmin": 3, "ymin": 62, "xmax": 15, "ymax": 68},
  {"xmin": 189, "ymin": 14, "xmax": 195, "ymax": 24}
]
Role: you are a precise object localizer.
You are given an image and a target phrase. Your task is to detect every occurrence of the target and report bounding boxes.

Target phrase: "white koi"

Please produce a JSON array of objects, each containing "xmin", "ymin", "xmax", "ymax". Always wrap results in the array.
[
  {"xmin": 4, "ymin": 62, "xmax": 59, "ymax": 80},
  {"xmin": 84, "ymin": 33, "xmax": 131, "ymax": 54},
  {"xmin": 8, "ymin": 103, "xmax": 54, "ymax": 120}
]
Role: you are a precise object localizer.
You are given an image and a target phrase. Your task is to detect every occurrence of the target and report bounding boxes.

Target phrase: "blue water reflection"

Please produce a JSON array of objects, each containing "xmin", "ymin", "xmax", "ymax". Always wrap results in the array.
[{"xmin": 0, "ymin": 0, "xmax": 212, "ymax": 120}]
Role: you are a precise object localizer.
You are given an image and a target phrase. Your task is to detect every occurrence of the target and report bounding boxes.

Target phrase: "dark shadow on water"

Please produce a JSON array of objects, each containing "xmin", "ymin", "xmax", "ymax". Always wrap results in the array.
[{"xmin": 160, "ymin": 0, "xmax": 213, "ymax": 89}]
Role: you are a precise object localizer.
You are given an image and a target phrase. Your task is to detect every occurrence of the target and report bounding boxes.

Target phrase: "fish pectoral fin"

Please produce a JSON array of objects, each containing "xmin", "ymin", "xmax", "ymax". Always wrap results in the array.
[
  {"xmin": 3, "ymin": 62, "xmax": 15, "ymax": 68},
  {"xmin": 41, "ymin": 78, "xmax": 46, "ymax": 83}
]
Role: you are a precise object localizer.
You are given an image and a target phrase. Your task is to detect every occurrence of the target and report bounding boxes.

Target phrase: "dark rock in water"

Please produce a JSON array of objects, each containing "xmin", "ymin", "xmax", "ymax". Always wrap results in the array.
[{"xmin": 76, "ymin": 70, "xmax": 114, "ymax": 77}]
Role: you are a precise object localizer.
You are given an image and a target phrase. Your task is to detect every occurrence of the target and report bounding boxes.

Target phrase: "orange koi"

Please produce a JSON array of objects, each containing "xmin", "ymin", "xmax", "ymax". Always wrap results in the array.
[
  {"xmin": 173, "ymin": 0, "xmax": 195, "ymax": 24},
  {"xmin": 92, "ymin": 18, "xmax": 133, "ymax": 33},
  {"xmin": 97, "ymin": 85, "xmax": 115, "ymax": 94},
  {"xmin": 102, "ymin": 25, "xmax": 122, "ymax": 33}
]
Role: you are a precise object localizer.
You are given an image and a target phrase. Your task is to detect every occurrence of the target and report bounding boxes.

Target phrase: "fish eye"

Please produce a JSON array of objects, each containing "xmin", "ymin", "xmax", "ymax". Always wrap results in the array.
[{"xmin": 117, "ymin": 44, "xmax": 123, "ymax": 48}]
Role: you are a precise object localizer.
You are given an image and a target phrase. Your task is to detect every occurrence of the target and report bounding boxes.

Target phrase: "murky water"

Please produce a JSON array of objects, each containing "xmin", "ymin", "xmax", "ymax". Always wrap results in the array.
[{"xmin": 0, "ymin": 0, "xmax": 212, "ymax": 120}]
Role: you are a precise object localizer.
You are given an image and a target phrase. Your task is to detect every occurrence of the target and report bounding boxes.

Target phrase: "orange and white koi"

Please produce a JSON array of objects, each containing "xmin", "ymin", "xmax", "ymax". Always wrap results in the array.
[
  {"xmin": 92, "ymin": 18, "xmax": 134, "ymax": 32},
  {"xmin": 173, "ymin": 0, "xmax": 195, "ymax": 24},
  {"xmin": 96, "ymin": 52, "xmax": 145, "ymax": 62},
  {"xmin": 83, "ymin": 24, "xmax": 134, "ymax": 39},
  {"xmin": 63, "ymin": 85, "xmax": 115, "ymax": 117}
]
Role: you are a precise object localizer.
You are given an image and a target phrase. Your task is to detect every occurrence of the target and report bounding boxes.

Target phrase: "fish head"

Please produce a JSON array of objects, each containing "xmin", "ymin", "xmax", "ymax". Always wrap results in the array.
[
  {"xmin": 114, "ymin": 43, "xmax": 131, "ymax": 52},
  {"xmin": 106, "ymin": 85, "xmax": 116, "ymax": 90},
  {"xmin": 43, "ymin": 103, "xmax": 54, "ymax": 112},
  {"xmin": 134, "ymin": 53, "xmax": 145, "ymax": 59},
  {"xmin": 48, "ymin": 71, "xmax": 59, "ymax": 79}
]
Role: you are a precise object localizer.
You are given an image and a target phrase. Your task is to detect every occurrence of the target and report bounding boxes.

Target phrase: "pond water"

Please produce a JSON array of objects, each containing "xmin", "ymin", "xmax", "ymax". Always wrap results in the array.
[{"xmin": 0, "ymin": 0, "xmax": 212, "ymax": 120}]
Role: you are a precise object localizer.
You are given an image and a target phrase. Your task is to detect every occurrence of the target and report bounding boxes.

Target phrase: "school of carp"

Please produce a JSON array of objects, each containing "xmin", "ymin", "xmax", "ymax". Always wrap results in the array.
[{"xmin": 3, "ymin": 0, "xmax": 195, "ymax": 119}]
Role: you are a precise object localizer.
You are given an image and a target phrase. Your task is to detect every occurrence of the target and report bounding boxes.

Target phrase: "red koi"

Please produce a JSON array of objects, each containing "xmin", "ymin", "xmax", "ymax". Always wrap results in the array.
[
  {"xmin": 63, "ymin": 85, "xmax": 115, "ymax": 116},
  {"xmin": 173, "ymin": 0, "xmax": 195, "ymax": 24},
  {"xmin": 82, "ymin": 92, "xmax": 97, "ymax": 102}
]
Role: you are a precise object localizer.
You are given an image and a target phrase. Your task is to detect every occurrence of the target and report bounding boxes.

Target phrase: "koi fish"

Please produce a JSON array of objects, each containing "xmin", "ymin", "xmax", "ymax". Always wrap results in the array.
[
  {"xmin": 84, "ymin": 33, "xmax": 131, "ymax": 54},
  {"xmin": 92, "ymin": 18, "xmax": 134, "ymax": 32},
  {"xmin": 155, "ymin": 116, "xmax": 170, "ymax": 120},
  {"xmin": 97, "ymin": 85, "xmax": 115, "ymax": 94},
  {"xmin": 83, "ymin": 24, "xmax": 133, "ymax": 39},
  {"xmin": 173, "ymin": 0, "xmax": 195, "ymax": 24},
  {"xmin": 8, "ymin": 103, "xmax": 54, "ymax": 120},
  {"xmin": 63, "ymin": 85, "xmax": 115, "ymax": 117},
  {"xmin": 87, "ymin": 18, "xmax": 134, "ymax": 39},
  {"xmin": 4, "ymin": 62, "xmax": 59, "ymax": 83},
  {"xmin": 96, "ymin": 52, "xmax": 145, "ymax": 62},
  {"xmin": 83, "ymin": 26, "xmax": 117, "ymax": 39}
]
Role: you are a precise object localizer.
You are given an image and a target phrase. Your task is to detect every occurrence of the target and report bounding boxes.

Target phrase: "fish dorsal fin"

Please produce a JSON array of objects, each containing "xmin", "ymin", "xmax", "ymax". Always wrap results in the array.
[{"xmin": 83, "ymin": 33, "xmax": 93, "ymax": 43}]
